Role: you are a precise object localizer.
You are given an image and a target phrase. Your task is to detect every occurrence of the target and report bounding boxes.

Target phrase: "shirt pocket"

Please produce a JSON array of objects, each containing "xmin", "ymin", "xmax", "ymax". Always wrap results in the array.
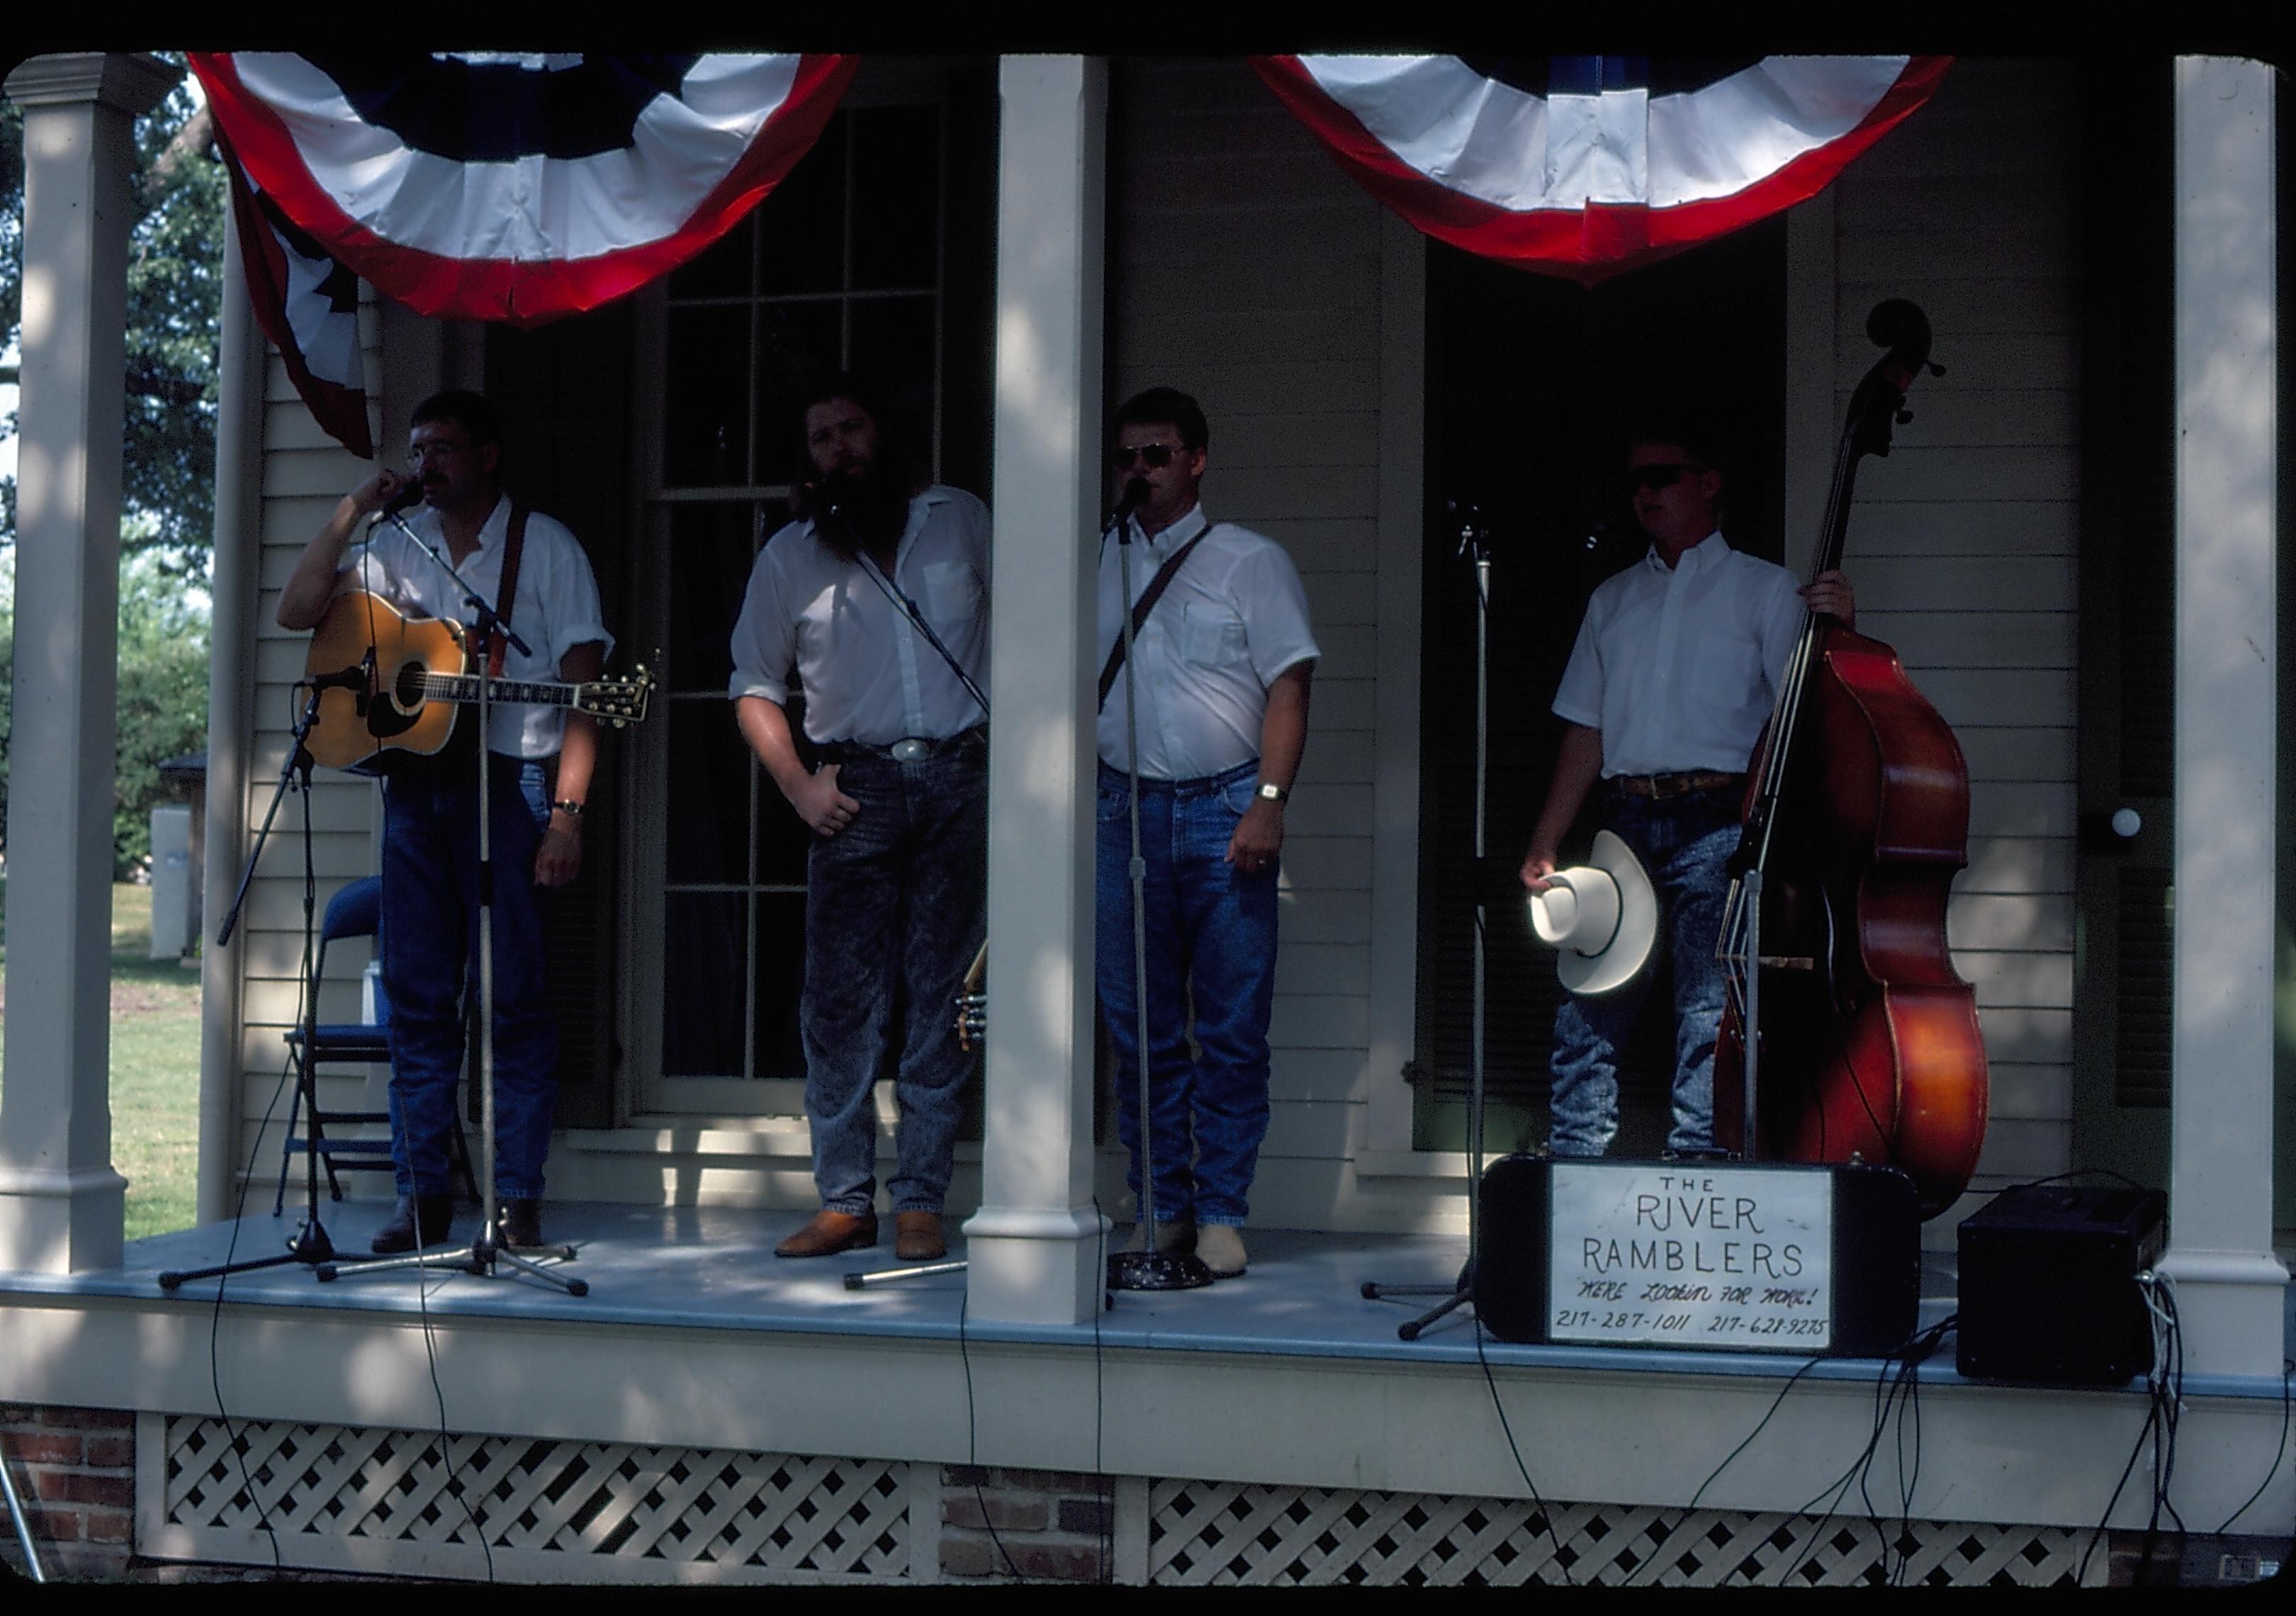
[
  {"xmin": 921, "ymin": 560, "xmax": 981, "ymax": 633},
  {"xmin": 1180, "ymin": 599, "xmax": 1247, "ymax": 670}
]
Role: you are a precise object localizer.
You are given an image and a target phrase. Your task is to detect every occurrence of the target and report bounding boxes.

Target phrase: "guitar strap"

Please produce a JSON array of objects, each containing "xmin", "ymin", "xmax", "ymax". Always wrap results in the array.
[
  {"xmin": 488, "ymin": 503, "xmax": 529, "ymax": 680},
  {"xmin": 1097, "ymin": 522, "xmax": 1215, "ymax": 711}
]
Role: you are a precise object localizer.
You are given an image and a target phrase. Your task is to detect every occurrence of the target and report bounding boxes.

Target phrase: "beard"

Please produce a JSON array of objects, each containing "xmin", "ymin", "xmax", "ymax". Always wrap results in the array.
[{"xmin": 807, "ymin": 455, "xmax": 911, "ymax": 562}]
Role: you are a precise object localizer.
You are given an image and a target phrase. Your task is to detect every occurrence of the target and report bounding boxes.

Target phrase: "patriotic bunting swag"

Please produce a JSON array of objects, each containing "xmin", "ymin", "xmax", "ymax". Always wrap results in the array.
[
  {"xmin": 189, "ymin": 52, "xmax": 857, "ymax": 332},
  {"xmin": 218, "ymin": 134, "xmax": 373, "ymax": 459},
  {"xmin": 1253, "ymin": 55, "xmax": 1951, "ymax": 283}
]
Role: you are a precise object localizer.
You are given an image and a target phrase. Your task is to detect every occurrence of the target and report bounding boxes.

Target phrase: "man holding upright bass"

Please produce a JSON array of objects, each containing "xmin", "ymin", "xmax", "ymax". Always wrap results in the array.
[{"xmin": 731, "ymin": 376, "xmax": 991, "ymax": 1264}]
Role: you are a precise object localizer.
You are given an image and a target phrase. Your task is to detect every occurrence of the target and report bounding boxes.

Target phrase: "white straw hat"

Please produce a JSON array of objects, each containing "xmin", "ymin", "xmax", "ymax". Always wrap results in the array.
[{"xmin": 1528, "ymin": 829, "xmax": 1658, "ymax": 995}]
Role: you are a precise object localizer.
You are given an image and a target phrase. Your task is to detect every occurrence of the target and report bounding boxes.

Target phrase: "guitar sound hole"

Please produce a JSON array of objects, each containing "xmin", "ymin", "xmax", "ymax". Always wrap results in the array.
[{"xmin": 393, "ymin": 663, "xmax": 429, "ymax": 712}]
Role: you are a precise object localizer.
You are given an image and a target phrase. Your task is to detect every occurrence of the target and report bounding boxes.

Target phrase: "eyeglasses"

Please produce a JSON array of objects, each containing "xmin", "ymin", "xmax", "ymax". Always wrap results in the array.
[
  {"xmin": 1625, "ymin": 463, "xmax": 1705, "ymax": 494},
  {"xmin": 408, "ymin": 439, "xmax": 469, "ymax": 464},
  {"xmin": 1112, "ymin": 444, "xmax": 1181, "ymax": 471}
]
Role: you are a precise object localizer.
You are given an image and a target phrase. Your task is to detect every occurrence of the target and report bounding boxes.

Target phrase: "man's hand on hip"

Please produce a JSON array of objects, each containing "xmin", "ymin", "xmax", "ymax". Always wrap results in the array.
[
  {"xmin": 1226, "ymin": 799, "xmax": 1284, "ymax": 873},
  {"xmin": 789, "ymin": 763, "xmax": 862, "ymax": 838}
]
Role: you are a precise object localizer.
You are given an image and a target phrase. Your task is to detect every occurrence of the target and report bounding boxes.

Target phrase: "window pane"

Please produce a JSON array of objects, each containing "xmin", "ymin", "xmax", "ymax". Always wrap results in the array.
[
  {"xmin": 662, "ymin": 892, "xmax": 748, "ymax": 1078},
  {"xmin": 753, "ymin": 304, "xmax": 846, "ymax": 488},
  {"xmin": 668, "ymin": 213, "xmax": 753, "ymax": 301},
  {"xmin": 850, "ymin": 105, "xmax": 939, "ymax": 291},
  {"xmin": 663, "ymin": 699, "xmax": 752, "ymax": 885},
  {"xmin": 754, "ymin": 759, "xmax": 812, "ymax": 887},
  {"xmin": 663, "ymin": 304, "xmax": 750, "ymax": 487},
  {"xmin": 667, "ymin": 501, "xmax": 755, "ymax": 694},
  {"xmin": 756, "ymin": 114, "xmax": 848, "ymax": 297},
  {"xmin": 752, "ymin": 893, "xmax": 807, "ymax": 1080},
  {"xmin": 848, "ymin": 296, "xmax": 937, "ymax": 464}
]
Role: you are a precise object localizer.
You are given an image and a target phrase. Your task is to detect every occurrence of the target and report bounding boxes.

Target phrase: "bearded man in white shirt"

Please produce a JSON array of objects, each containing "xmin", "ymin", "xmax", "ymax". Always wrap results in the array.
[
  {"xmin": 1519, "ymin": 417, "xmax": 1855, "ymax": 1160},
  {"xmin": 731, "ymin": 376, "xmax": 990, "ymax": 1264},
  {"xmin": 1096, "ymin": 388, "xmax": 1319, "ymax": 1279},
  {"xmin": 276, "ymin": 391, "xmax": 611, "ymax": 1255}
]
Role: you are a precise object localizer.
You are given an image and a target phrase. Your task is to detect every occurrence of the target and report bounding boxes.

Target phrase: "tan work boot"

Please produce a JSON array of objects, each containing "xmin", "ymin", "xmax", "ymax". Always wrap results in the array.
[
  {"xmin": 1122, "ymin": 1218, "xmax": 1195, "ymax": 1255},
  {"xmin": 1195, "ymin": 1224, "xmax": 1247, "ymax": 1278}
]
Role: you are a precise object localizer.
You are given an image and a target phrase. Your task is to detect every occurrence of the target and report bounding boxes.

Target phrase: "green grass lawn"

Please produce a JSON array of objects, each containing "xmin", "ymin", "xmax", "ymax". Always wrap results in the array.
[{"xmin": 0, "ymin": 876, "xmax": 205, "ymax": 1242}]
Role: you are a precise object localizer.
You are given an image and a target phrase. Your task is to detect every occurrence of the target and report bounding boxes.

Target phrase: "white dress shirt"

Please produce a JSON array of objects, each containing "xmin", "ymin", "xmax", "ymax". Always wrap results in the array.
[
  {"xmin": 1551, "ymin": 532, "xmax": 1806, "ymax": 778},
  {"xmin": 345, "ymin": 495, "xmax": 613, "ymax": 759},
  {"xmin": 1096, "ymin": 503, "xmax": 1320, "ymax": 780},
  {"xmin": 729, "ymin": 486, "xmax": 991, "ymax": 744}
]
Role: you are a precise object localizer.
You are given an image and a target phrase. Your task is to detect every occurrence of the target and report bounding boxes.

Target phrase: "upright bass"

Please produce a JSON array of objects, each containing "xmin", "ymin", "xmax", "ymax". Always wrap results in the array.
[{"xmin": 1711, "ymin": 299, "xmax": 1987, "ymax": 1219}]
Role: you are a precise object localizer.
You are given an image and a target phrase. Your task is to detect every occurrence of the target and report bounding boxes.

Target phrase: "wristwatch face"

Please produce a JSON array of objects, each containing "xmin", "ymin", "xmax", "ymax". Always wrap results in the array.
[{"xmin": 1257, "ymin": 782, "xmax": 1286, "ymax": 802}]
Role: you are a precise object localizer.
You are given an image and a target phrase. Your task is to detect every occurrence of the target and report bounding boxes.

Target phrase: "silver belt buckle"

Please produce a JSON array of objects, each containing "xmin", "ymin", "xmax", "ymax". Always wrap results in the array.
[{"xmin": 891, "ymin": 737, "xmax": 929, "ymax": 763}]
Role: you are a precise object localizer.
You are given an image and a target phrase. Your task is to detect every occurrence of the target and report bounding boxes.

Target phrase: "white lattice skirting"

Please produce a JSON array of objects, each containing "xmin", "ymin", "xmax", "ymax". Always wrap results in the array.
[
  {"xmin": 138, "ymin": 1415, "xmax": 935, "ymax": 1583},
  {"xmin": 1145, "ymin": 1481, "xmax": 2108, "ymax": 1587}
]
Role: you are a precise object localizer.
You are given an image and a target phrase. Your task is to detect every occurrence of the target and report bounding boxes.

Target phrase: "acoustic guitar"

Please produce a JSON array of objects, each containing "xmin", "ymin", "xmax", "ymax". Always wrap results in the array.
[{"xmin": 303, "ymin": 590, "xmax": 652, "ymax": 773}]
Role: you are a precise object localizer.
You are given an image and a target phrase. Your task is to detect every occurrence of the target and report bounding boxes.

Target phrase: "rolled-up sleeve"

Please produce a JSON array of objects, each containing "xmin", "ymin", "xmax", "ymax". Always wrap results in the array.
[
  {"xmin": 729, "ymin": 544, "xmax": 797, "ymax": 706},
  {"xmin": 539, "ymin": 522, "xmax": 614, "ymax": 667}
]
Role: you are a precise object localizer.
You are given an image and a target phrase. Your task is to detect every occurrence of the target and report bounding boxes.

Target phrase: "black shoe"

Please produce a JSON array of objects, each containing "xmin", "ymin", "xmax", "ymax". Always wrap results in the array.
[
  {"xmin": 372, "ymin": 1194, "xmax": 455, "ymax": 1254},
  {"xmin": 500, "ymin": 1197, "xmax": 544, "ymax": 1249}
]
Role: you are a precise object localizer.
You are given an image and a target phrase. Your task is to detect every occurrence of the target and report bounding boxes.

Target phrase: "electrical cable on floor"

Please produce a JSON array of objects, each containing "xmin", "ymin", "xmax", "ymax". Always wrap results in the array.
[
  {"xmin": 1470, "ymin": 1314, "xmax": 1575, "ymax": 1586},
  {"xmin": 204, "ymin": 1050, "xmax": 295, "ymax": 1572},
  {"xmin": 2215, "ymin": 1357, "xmax": 2295, "ymax": 1535},
  {"xmin": 2077, "ymin": 1270, "xmax": 2183, "ymax": 1587},
  {"xmin": 957, "ymin": 1281, "xmax": 1020, "ymax": 1579}
]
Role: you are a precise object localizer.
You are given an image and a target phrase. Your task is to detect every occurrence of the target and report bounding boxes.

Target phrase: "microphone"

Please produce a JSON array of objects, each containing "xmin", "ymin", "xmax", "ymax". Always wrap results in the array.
[
  {"xmin": 1110, "ymin": 476, "xmax": 1150, "ymax": 537},
  {"xmin": 373, "ymin": 480, "xmax": 425, "ymax": 523}
]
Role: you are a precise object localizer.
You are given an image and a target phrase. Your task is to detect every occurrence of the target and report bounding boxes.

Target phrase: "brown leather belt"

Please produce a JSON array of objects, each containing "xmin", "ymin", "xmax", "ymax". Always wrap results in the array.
[{"xmin": 1616, "ymin": 770, "xmax": 1745, "ymax": 799}]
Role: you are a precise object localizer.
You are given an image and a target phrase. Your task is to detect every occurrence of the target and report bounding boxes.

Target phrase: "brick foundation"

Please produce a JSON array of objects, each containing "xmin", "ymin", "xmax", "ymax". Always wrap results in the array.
[
  {"xmin": 940, "ymin": 1466, "xmax": 1115, "ymax": 1582},
  {"xmin": 1, "ymin": 1403, "xmax": 137, "ymax": 1582}
]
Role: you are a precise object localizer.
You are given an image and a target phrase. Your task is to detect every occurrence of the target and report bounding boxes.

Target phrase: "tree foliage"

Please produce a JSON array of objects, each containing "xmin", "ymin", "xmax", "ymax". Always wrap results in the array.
[{"xmin": 2, "ymin": 56, "xmax": 225, "ymax": 574}]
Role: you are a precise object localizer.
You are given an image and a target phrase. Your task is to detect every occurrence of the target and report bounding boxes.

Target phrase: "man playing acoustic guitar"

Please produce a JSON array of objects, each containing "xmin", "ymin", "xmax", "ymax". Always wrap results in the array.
[{"xmin": 276, "ymin": 390, "xmax": 612, "ymax": 1254}]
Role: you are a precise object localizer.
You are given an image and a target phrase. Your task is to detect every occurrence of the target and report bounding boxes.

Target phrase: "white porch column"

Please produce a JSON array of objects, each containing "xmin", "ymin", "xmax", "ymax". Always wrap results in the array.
[
  {"xmin": 0, "ymin": 52, "xmax": 181, "ymax": 1272},
  {"xmin": 962, "ymin": 55, "xmax": 1110, "ymax": 1325},
  {"xmin": 2155, "ymin": 57, "xmax": 2288, "ymax": 1377}
]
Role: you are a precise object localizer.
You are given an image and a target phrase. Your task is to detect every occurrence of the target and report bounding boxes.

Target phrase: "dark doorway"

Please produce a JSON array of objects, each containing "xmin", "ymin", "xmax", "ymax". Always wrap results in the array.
[{"xmin": 1412, "ymin": 218, "xmax": 1789, "ymax": 1152}]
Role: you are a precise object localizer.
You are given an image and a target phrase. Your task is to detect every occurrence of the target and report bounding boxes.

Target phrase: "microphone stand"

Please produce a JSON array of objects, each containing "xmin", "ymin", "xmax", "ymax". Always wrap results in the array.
[
  {"xmin": 160, "ymin": 678, "xmax": 386, "ymax": 1288},
  {"xmin": 1361, "ymin": 501, "xmax": 1496, "ymax": 1337},
  {"xmin": 320, "ymin": 503, "xmax": 586, "ymax": 1296},
  {"xmin": 1103, "ymin": 485, "xmax": 1213, "ymax": 1294}
]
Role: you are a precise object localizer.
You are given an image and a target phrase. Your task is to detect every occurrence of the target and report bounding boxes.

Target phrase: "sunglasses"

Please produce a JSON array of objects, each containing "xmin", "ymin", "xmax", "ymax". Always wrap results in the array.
[
  {"xmin": 1112, "ymin": 444, "xmax": 1181, "ymax": 470},
  {"xmin": 1626, "ymin": 463, "xmax": 1706, "ymax": 494}
]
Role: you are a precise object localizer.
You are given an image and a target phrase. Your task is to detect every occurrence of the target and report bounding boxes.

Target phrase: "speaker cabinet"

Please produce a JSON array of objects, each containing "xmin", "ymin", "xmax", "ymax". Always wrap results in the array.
[{"xmin": 1955, "ymin": 1183, "xmax": 2166, "ymax": 1385}]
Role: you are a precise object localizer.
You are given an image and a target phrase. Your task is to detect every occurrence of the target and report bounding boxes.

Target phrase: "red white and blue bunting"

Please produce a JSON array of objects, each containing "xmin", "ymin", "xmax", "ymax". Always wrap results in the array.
[
  {"xmin": 188, "ymin": 52, "xmax": 857, "ymax": 327},
  {"xmin": 215, "ymin": 135, "xmax": 373, "ymax": 459},
  {"xmin": 1253, "ymin": 55, "xmax": 1952, "ymax": 282}
]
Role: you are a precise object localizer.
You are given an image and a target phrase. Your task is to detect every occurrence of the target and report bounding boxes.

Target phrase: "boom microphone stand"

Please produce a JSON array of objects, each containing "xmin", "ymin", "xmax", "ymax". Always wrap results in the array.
[
  {"xmin": 320, "ymin": 504, "xmax": 585, "ymax": 1296},
  {"xmin": 1362, "ymin": 501, "xmax": 1497, "ymax": 1337},
  {"xmin": 159, "ymin": 675, "xmax": 384, "ymax": 1290}
]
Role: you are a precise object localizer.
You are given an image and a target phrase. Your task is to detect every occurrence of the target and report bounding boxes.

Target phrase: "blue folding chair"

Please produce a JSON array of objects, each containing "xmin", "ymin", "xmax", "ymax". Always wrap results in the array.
[{"xmin": 275, "ymin": 876, "xmax": 477, "ymax": 1213}]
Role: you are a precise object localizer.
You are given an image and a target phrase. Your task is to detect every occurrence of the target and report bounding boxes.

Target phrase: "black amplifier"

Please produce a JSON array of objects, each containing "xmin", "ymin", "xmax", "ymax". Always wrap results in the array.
[{"xmin": 1954, "ymin": 1182, "xmax": 2166, "ymax": 1385}]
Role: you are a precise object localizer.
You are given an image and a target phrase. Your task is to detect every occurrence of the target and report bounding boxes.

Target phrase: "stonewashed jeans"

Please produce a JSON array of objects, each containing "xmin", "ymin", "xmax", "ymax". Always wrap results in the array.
[
  {"xmin": 381, "ymin": 753, "xmax": 557, "ymax": 1200},
  {"xmin": 1547, "ymin": 783, "xmax": 1742, "ymax": 1159},
  {"xmin": 800, "ymin": 737, "xmax": 986, "ymax": 1216},
  {"xmin": 1096, "ymin": 759, "xmax": 1281, "ymax": 1228}
]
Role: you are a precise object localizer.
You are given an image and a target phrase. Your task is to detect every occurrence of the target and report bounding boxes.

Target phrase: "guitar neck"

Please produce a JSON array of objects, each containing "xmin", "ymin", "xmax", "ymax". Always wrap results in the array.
[{"xmin": 422, "ymin": 673, "xmax": 579, "ymax": 709}]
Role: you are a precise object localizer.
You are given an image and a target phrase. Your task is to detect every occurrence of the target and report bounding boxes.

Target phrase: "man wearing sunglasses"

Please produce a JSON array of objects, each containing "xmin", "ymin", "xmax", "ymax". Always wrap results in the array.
[
  {"xmin": 1095, "ymin": 388, "xmax": 1320, "ymax": 1279},
  {"xmin": 1519, "ymin": 419, "xmax": 1854, "ymax": 1162},
  {"xmin": 731, "ymin": 376, "xmax": 991, "ymax": 1265}
]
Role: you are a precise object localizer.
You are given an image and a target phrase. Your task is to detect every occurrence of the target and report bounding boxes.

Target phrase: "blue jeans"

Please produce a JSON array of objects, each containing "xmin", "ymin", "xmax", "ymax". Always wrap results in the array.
[
  {"xmin": 1548, "ymin": 785, "xmax": 1742, "ymax": 1158},
  {"xmin": 1096, "ymin": 760, "xmax": 1281, "ymax": 1227},
  {"xmin": 380, "ymin": 754, "xmax": 557, "ymax": 1199},
  {"xmin": 800, "ymin": 738, "xmax": 986, "ymax": 1216}
]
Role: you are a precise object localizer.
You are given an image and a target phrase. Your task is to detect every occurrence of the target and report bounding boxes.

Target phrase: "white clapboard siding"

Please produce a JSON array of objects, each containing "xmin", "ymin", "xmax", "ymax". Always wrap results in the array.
[
  {"xmin": 1829, "ymin": 60, "xmax": 2081, "ymax": 1207},
  {"xmin": 1110, "ymin": 59, "xmax": 1392, "ymax": 1225},
  {"xmin": 237, "ymin": 289, "xmax": 389, "ymax": 1191}
]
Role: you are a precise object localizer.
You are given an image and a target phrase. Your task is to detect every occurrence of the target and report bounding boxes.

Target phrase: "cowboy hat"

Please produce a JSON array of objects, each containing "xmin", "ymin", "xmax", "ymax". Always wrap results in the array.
[{"xmin": 1528, "ymin": 829, "xmax": 1658, "ymax": 995}]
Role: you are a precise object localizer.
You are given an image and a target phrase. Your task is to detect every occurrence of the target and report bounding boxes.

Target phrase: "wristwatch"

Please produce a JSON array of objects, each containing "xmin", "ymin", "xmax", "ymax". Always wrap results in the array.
[
  {"xmin": 553, "ymin": 799, "xmax": 585, "ymax": 818},
  {"xmin": 1256, "ymin": 781, "xmax": 1289, "ymax": 804}
]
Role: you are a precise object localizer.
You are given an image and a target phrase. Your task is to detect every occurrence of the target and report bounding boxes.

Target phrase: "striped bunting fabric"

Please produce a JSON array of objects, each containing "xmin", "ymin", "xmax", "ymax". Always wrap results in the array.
[
  {"xmin": 1253, "ymin": 55, "xmax": 1951, "ymax": 282},
  {"xmin": 189, "ymin": 52, "xmax": 857, "ymax": 327}
]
